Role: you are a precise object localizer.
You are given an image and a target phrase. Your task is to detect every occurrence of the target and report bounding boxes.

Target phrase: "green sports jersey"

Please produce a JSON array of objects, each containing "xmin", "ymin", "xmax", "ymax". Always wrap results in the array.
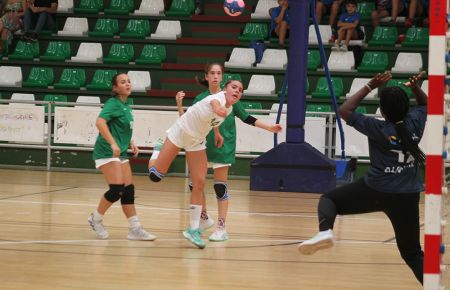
[
  {"xmin": 93, "ymin": 97, "xmax": 133, "ymax": 160},
  {"xmin": 193, "ymin": 90, "xmax": 249, "ymax": 164}
]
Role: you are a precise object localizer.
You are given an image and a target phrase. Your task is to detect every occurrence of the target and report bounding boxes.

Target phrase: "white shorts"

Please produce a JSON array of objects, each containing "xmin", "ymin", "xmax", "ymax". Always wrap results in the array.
[
  {"xmin": 167, "ymin": 122, "xmax": 206, "ymax": 152},
  {"xmin": 208, "ymin": 162, "xmax": 231, "ymax": 169},
  {"xmin": 95, "ymin": 157, "xmax": 129, "ymax": 169}
]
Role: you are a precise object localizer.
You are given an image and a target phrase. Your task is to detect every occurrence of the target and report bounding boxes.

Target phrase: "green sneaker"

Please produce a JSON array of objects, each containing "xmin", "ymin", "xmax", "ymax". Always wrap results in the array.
[{"xmin": 183, "ymin": 227, "xmax": 206, "ymax": 249}]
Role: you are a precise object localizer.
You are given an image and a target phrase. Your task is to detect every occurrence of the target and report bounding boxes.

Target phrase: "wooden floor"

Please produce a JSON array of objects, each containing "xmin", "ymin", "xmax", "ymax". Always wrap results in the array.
[{"xmin": 0, "ymin": 169, "xmax": 448, "ymax": 290}]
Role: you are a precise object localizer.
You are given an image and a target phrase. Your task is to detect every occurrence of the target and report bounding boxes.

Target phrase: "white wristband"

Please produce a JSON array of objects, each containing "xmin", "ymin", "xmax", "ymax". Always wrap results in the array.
[{"xmin": 364, "ymin": 84, "xmax": 372, "ymax": 92}]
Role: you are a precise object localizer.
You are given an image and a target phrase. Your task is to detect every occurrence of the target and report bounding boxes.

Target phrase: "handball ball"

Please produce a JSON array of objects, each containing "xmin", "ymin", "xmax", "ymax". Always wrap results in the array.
[{"xmin": 224, "ymin": 0, "xmax": 245, "ymax": 17}]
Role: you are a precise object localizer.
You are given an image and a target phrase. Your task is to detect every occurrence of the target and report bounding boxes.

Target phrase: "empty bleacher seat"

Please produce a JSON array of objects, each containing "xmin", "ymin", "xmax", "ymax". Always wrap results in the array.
[
  {"xmin": 309, "ymin": 25, "xmax": 332, "ymax": 45},
  {"xmin": 120, "ymin": 19, "xmax": 151, "ymax": 39},
  {"xmin": 135, "ymin": 44, "xmax": 166, "ymax": 65},
  {"xmin": 128, "ymin": 71, "xmax": 151, "ymax": 92},
  {"xmin": 88, "ymin": 18, "xmax": 119, "ymax": 38},
  {"xmin": 22, "ymin": 67, "xmax": 54, "ymax": 88},
  {"xmin": 150, "ymin": 20, "xmax": 182, "ymax": 40},
  {"xmin": 86, "ymin": 70, "xmax": 118, "ymax": 91},
  {"xmin": 103, "ymin": 43, "xmax": 134, "ymax": 64},
  {"xmin": 241, "ymin": 101, "xmax": 263, "ymax": 114},
  {"xmin": 312, "ymin": 77, "xmax": 344, "ymax": 98},
  {"xmin": 10, "ymin": 93, "xmax": 35, "ymax": 106},
  {"xmin": 244, "ymin": 75, "xmax": 276, "ymax": 96},
  {"xmin": 8, "ymin": 41, "xmax": 39, "ymax": 60},
  {"xmin": 391, "ymin": 52, "xmax": 422, "ymax": 74},
  {"xmin": 134, "ymin": 0, "xmax": 164, "ymax": 15},
  {"xmin": 57, "ymin": 0, "xmax": 74, "ymax": 12},
  {"xmin": 104, "ymin": 0, "xmax": 134, "ymax": 15},
  {"xmin": 306, "ymin": 104, "xmax": 332, "ymax": 113},
  {"xmin": 307, "ymin": 50, "xmax": 321, "ymax": 70},
  {"xmin": 57, "ymin": 17, "xmax": 89, "ymax": 36},
  {"xmin": 54, "ymin": 68, "xmax": 86, "ymax": 89},
  {"xmin": 75, "ymin": 96, "xmax": 101, "ymax": 109},
  {"xmin": 251, "ymin": 0, "xmax": 278, "ymax": 19},
  {"xmin": 386, "ymin": 79, "xmax": 413, "ymax": 97},
  {"xmin": 0, "ymin": 66, "xmax": 22, "ymax": 87},
  {"xmin": 256, "ymin": 49, "xmax": 287, "ymax": 69},
  {"xmin": 74, "ymin": 0, "xmax": 103, "ymax": 13},
  {"xmin": 165, "ymin": 0, "xmax": 194, "ymax": 16},
  {"xmin": 368, "ymin": 26, "xmax": 397, "ymax": 46},
  {"xmin": 220, "ymin": 73, "xmax": 242, "ymax": 88},
  {"xmin": 328, "ymin": 51, "xmax": 355, "ymax": 71},
  {"xmin": 357, "ymin": 2, "xmax": 375, "ymax": 20},
  {"xmin": 71, "ymin": 43, "xmax": 103, "ymax": 63},
  {"xmin": 44, "ymin": 94, "xmax": 68, "ymax": 113},
  {"xmin": 238, "ymin": 23, "xmax": 269, "ymax": 41},
  {"xmin": 421, "ymin": 80, "xmax": 428, "ymax": 94},
  {"xmin": 346, "ymin": 78, "xmax": 378, "ymax": 99},
  {"xmin": 357, "ymin": 51, "xmax": 389, "ymax": 73},
  {"xmin": 402, "ymin": 27, "xmax": 429, "ymax": 47},
  {"xmin": 40, "ymin": 41, "xmax": 71, "ymax": 61},
  {"xmin": 224, "ymin": 48, "xmax": 255, "ymax": 69}
]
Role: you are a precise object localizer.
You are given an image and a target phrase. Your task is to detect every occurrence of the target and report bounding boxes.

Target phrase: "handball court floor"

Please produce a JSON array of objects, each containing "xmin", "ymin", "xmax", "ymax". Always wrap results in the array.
[{"xmin": 0, "ymin": 169, "xmax": 448, "ymax": 290}]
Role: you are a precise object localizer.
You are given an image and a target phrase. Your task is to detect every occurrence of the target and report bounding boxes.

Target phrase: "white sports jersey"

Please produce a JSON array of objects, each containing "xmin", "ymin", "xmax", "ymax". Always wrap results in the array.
[{"xmin": 177, "ymin": 91, "xmax": 232, "ymax": 140}]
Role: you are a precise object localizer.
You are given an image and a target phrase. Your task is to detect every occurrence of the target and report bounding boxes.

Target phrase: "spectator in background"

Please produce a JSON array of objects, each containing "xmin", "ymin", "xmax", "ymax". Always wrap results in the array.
[
  {"xmin": 405, "ymin": 0, "xmax": 429, "ymax": 27},
  {"xmin": 0, "ymin": 0, "xmax": 27, "ymax": 53},
  {"xmin": 22, "ymin": 0, "xmax": 57, "ymax": 42},
  {"xmin": 371, "ymin": 0, "xmax": 405, "ymax": 27},
  {"xmin": 269, "ymin": 0, "xmax": 290, "ymax": 48},
  {"xmin": 331, "ymin": 0, "xmax": 364, "ymax": 51},
  {"xmin": 316, "ymin": 0, "xmax": 344, "ymax": 28}
]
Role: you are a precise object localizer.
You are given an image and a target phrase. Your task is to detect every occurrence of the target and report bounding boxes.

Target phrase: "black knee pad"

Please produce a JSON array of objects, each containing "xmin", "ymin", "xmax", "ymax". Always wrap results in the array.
[
  {"xmin": 214, "ymin": 182, "xmax": 229, "ymax": 200},
  {"xmin": 148, "ymin": 166, "xmax": 164, "ymax": 182},
  {"xmin": 121, "ymin": 184, "xmax": 135, "ymax": 204},
  {"xmin": 104, "ymin": 184, "xmax": 124, "ymax": 203}
]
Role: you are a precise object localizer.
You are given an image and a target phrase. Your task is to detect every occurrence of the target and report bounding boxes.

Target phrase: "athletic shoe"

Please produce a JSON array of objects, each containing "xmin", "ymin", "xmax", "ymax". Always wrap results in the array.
[
  {"xmin": 298, "ymin": 229, "xmax": 334, "ymax": 255},
  {"xmin": 183, "ymin": 227, "xmax": 206, "ymax": 249},
  {"xmin": 339, "ymin": 44, "xmax": 348, "ymax": 52},
  {"xmin": 128, "ymin": 227, "xmax": 157, "ymax": 241},
  {"xmin": 209, "ymin": 227, "xmax": 229, "ymax": 242},
  {"xmin": 199, "ymin": 217, "xmax": 214, "ymax": 231},
  {"xmin": 88, "ymin": 213, "xmax": 109, "ymax": 239},
  {"xmin": 331, "ymin": 43, "xmax": 340, "ymax": 51}
]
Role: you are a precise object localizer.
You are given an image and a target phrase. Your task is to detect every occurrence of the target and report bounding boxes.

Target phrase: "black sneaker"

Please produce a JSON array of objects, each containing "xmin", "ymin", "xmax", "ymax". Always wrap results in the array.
[{"xmin": 29, "ymin": 33, "xmax": 38, "ymax": 42}]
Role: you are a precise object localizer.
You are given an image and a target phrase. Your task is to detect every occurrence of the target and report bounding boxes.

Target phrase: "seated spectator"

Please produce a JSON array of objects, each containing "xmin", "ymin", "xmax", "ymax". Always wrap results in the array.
[
  {"xmin": 22, "ymin": 0, "xmax": 57, "ymax": 42},
  {"xmin": 0, "ymin": 0, "xmax": 27, "ymax": 53},
  {"xmin": 331, "ymin": 0, "xmax": 364, "ymax": 51},
  {"xmin": 269, "ymin": 0, "xmax": 290, "ymax": 48},
  {"xmin": 316, "ymin": 0, "xmax": 343, "ymax": 27},
  {"xmin": 405, "ymin": 0, "xmax": 428, "ymax": 27},
  {"xmin": 371, "ymin": 0, "xmax": 405, "ymax": 27}
]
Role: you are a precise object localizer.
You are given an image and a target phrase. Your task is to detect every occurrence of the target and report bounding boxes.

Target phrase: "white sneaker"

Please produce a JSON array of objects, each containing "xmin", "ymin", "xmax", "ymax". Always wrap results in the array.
[
  {"xmin": 331, "ymin": 44, "xmax": 340, "ymax": 51},
  {"xmin": 128, "ymin": 227, "xmax": 157, "ymax": 241},
  {"xmin": 199, "ymin": 217, "xmax": 214, "ymax": 231},
  {"xmin": 88, "ymin": 213, "xmax": 109, "ymax": 239},
  {"xmin": 298, "ymin": 229, "xmax": 334, "ymax": 255},
  {"xmin": 339, "ymin": 44, "xmax": 348, "ymax": 52},
  {"xmin": 209, "ymin": 227, "xmax": 229, "ymax": 242}
]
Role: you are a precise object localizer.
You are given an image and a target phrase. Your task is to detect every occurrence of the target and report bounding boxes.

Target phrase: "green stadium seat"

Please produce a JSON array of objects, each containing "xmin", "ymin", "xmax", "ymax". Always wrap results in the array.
[
  {"xmin": 241, "ymin": 101, "xmax": 263, "ymax": 114},
  {"xmin": 120, "ymin": 19, "xmax": 151, "ymax": 39},
  {"xmin": 74, "ymin": 0, "xmax": 103, "ymax": 13},
  {"xmin": 54, "ymin": 68, "xmax": 86, "ymax": 89},
  {"xmin": 355, "ymin": 106, "xmax": 367, "ymax": 114},
  {"xmin": 312, "ymin": 77, "xmax": 344, "ymax": 98},
  {"xmin": 8, "ymin": 41, "xmax": 39, "ymax": 60},
  {"xmin": 307, "ymin": 50, "xmax": 321, "ymax": 70},
  {"xmin": 88, "ymin": 18, "xmax": 119, "ymax": 38},
  {"xmin": 238, "ymin": 23, "xmax": 269, "ymax": 41},
  {"xmin": 368, "ymin": 26, "xmax": 398, "ymax": 46},
  {"xmin": 104, "ymin": 0, "xmax": 134, "ymax": 15},
  {"xmin": 277, "ymin": 79, "xmax": 309, "ymax": 95},
  {"xmin": 126, "ymin": 97, "xmax": 134, "ymax": 105},
  {"xmin": 43, "ymin": 94, "xmax": 68, "ymax": 113},
  {"xmin": 103, "ymin": 44, "xmax": 134, "ymax": 64},
  {"xmin": 357, "ymin": 51, "xmax": 389, "ymax": 72},
  {"xmin": 135, "ymin": 44, "xmax": 166, "ymax": 65},
  {"xmin": 306, "ymin": 104, "xmax": 332, "ymax": 112},
  {"xmin": 402, "ymin": 27, "xmax": 429, "ymax": 47},
  {"xmin": 86, "ymin": 69, "xmax": 118, "ymax": 91},
  {"xmin": 386, "ymin": 79, "xmax": 413, "ymax": 97},
  {"xmin": 40, "ymin": 41, "xmax": 71, "ymax": 62},
  {"xmin": 357, "ymin": 2, "xmax": 375, "ymax": 21},
  {"xmin": 220, "ymin": 73, "xmax": 242, "ymax": 88},
  {"xmin": 165, "ymin": 0, "xmax": 195, "ymax": 16},
  {"xmin": 22, "ymin": 67, "xmax": 54, "ymax": 88}
]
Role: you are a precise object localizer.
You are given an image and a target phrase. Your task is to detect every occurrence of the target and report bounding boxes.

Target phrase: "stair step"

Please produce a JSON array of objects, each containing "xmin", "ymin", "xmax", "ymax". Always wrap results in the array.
[
  {"xmin": 176, "ymin": 51, "xmax": 227, "ymax": 64},
  {"xmin": 147, "ymin": 89, "xmax": 200, "ymax": 98},
  {"xmin": 191, "ymin": 25, "xmax": 242, "ymax": 38},
  {"xmin": 176, "ymin": 37, "xmax": 239, "ymax": 46},
  {"xmin": 204, "ymin": 3, "xmax": 253, "ymax": 16},
  {"xmin": 191, "ymin": 14, "xmax": 251, "ymax": 23}
]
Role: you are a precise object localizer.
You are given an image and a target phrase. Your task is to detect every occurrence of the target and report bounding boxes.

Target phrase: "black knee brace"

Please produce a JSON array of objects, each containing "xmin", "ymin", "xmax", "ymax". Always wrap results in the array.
[
  {"xmin": 121, "ymin": 184, "xmax": 135, "ymax": 204},
  {"xmin": 214, "ymin": 182, "xmax": 229, "ymax": 201},
  {"xmin": 104, "ymin": 184, "xmax": 124, "ymax": 203}
]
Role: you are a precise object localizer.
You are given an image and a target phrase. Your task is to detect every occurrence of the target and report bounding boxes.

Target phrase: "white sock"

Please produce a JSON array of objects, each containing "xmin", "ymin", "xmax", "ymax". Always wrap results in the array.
[
  {"xmin": 189, "ymin": 204, "xmax": 202, "ymax": 230},
  {"xmin": 150, "ymin": 151, "xmax": 160, "ymax": 160},
  {"xmin": 93, "ymin": 210, "xmax": 103, "ymax": 222},
  {"xmin": 128, "ymin": 216, "xmax": 141, "ymax": 229}
]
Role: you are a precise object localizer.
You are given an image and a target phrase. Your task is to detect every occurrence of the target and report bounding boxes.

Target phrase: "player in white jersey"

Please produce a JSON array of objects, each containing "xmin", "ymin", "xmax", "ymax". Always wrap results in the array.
[{"xmin": 147, "ymin": 80, "xmax": 243, "ymax": 249}]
